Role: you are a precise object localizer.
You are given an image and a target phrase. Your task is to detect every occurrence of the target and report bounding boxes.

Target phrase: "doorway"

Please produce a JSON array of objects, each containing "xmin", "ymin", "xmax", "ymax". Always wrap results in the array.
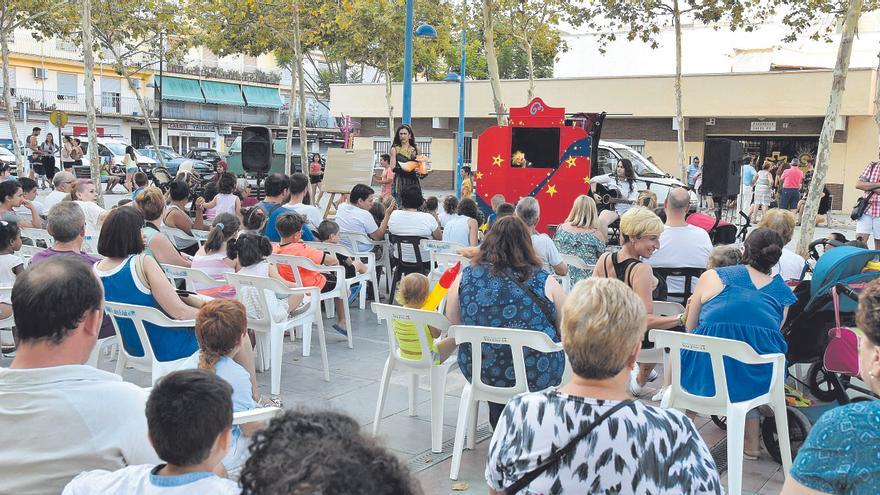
[
  {"xmin": 715, "ymin": 135, "xmax": 819, "ymax": 166},
  {"xmin": 131, "ymin": 129, "xmax": 151, "ymax": 149}
]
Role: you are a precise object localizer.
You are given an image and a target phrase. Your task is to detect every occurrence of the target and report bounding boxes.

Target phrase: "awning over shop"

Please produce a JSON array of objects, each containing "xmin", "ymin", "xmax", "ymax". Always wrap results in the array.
[
  {"xmin": 157, "ymin": 76, "xmax": 205, "ymax": 103},
  {"xmin": 201, "ymin": 81, "xmax": 246, "ymax": 106},
  {"xmin": 242, "ymin": 85, "xmax": 284, "ymax": 108}
]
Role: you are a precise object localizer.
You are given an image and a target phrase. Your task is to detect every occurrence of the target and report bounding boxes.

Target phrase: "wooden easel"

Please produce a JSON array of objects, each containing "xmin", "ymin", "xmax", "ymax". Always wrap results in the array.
[{"xmin": 320, "ymin": 148, "xmax": 374, "ymax": 219}]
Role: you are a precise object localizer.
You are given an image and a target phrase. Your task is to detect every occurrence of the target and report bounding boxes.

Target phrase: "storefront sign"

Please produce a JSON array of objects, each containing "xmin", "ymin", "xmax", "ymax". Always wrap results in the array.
[
  {"xmin": 168, "ymin": 130, "xmax": 216, "ymax": 138},
  {"xmin": 167, "ymin": 122, "xmax": 217, "ymax": 132},
  {"xmin": 750, "ymin": 121, "xmax": 777, "ymax": 132},
  {"xmin": 218, "ymin": 125, "xmax": 233, "ymax": 136}
]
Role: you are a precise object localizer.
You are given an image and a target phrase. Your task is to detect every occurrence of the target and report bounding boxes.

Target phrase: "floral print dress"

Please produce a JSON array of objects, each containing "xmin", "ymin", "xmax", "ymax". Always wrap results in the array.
[{"xmin": 553, "ymin": 228, "xmax": 605, "ymax": 286}]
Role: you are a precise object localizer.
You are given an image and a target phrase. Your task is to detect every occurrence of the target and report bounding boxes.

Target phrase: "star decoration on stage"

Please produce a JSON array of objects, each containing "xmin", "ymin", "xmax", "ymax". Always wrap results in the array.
[
  {"xmin": 475, "ymin": 171, "xmax": 483, "ymax": 180},
  {"xmin": 547, "ymin": 184, "xmax": 558, "ymax": 197},
  {"xmin": 492, "ymin": 154, "xmax": 503, "ymax": 167},
  {"xmin": 566, "ymin": 156, "xmax": 577, "ymax": 168},
  {"xmin": 583, "ymin": 176, "xmax": 590, "ymax": 184}
]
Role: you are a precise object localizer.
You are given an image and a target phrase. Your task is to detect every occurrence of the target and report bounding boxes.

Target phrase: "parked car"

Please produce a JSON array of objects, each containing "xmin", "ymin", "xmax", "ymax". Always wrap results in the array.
[
  {"xmin": 0, "ymin": 147, "xmax": 16, "ymax": 167},
  {"xmin": 138, "ymin": 147, "xmax": 215, "ymax": 180},
  {"xmin": 72, "ymin": 138, "xmax": 157, "ymax": 179},
  {"xmin": 187, "ymin": 148, "xmax": 224, "ymax": 167},
  {"xmin": 595, "ymin": 140, "xmax": 691, "ymax": 206}
]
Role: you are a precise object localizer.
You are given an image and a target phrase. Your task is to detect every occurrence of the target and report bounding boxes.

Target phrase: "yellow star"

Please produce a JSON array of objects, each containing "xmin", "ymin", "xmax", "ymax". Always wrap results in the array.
[
  {"xmin": 547, "ymin": 184, "xmax": 558, "ymax": 197},
  {"xmin": 475, "ymin": 171, "xmax": 483, "ymax": 180},
  {"xmin": 583, "ymin": 176, "xmax": 590, "ymax": 184},
  {"xmin": 519, "ymin": 121, "xmax": 525, "ymax": 125},
  {"xmin": 492, "ymin": 154, "xmax": 503, "ymax": 167},
  {"xmin": 566, "ymin": 156, "xmax": 577, "ymax": 168}
]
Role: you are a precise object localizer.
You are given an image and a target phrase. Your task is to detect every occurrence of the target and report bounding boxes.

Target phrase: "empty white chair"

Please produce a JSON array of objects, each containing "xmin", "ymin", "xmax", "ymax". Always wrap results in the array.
[
  {"xmin": 224, "ymin": 272, "xmax": 327, "ymax": 396},
  {"xmin": 20, "ymin": 227, "xmax": 53, "ymax": 248},
  {"xmin": 269, "ymin": 253, "xmax": 353, "ymax": 350},
  {"xmin": 161, "ymin": 264, "xmax": 226, "ymax": 291},
  {"xmin": 447, "ymin": 325, "xmax": 569, "ymax": 480},
  {"xmin": 86, "ymin": 336, "xmax": 119, "ymax": 368},
  {"xmin": 340, "ymin": 229, "xmax": 391, "ymax": 292},
  {"xmin": 371, "ymin": 303, "xmax": 457, "ymax": 453},
  {"xmin": 422, "ymin": 239, "xmax": 467, "ymax": 284},
  {"xmin": 305, "ymin": 240, "xmax": 379, "ymax": 311},
  {"xmin": 649, "ymin": 329, "xmax": 792, "ymax": 495},
  {"xmin": 103, "ymin": 301, "xmax": 196, "ymax": 385}
]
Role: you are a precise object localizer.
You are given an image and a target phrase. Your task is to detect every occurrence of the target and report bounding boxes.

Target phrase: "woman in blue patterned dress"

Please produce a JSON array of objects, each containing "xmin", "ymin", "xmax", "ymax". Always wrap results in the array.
[
  {"xmin": 682, "ymin": 228, "xmax": 796, "ymax": 460},
  {"xmin": 782, "ymin": 279, "xmax": 880, "ymax": 495},
  {"xmin": 554, "ymin": 195, "xmax": 606, "ymax": 285},
  {"xmin": 445, "ymin": 216, "xmax": 567, "ymax": 428}
]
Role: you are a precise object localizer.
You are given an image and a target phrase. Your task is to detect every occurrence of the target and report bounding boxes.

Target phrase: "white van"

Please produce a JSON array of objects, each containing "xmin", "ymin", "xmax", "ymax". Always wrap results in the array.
[
  {"xmin": 595, "ymin": 141, "xmax": 689, "ymax": 205},
  {"xmin": 79, "ymin": 137, "xmax": 157, "ymax": 170}
]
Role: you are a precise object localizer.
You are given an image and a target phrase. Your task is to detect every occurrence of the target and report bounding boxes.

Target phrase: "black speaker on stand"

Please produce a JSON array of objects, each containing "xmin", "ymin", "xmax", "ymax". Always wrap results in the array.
[
  {"xmin": 701, "ymin": 138, "xmax": 743, "ymax": 198},
  {"xmin": 242, "ymin": 126, "xmax": 272, "ymax": 199}
]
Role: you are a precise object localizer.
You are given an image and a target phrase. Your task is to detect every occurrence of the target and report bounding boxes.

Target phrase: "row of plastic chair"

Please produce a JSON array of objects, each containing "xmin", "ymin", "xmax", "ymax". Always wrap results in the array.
[{"xmin": 367, "ymin": 303, "xmax": 790, "ymax": 494}]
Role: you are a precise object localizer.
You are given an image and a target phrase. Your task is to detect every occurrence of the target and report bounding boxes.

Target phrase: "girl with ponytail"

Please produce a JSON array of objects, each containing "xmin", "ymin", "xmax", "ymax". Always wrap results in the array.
[
  {"xmin": 188, "ymin": 299, "xmax": 259, "ymax": 472},
  {"xmin": 680, "ymin": 227, "xmax": 796, "ymax": 460},
  {"xmin": 232, "ymin": 233, "xmax": 305, "ymax": 323},
  {"xmin": 191, "ymin": 213, "xmax": 240, "ymax": 290}
]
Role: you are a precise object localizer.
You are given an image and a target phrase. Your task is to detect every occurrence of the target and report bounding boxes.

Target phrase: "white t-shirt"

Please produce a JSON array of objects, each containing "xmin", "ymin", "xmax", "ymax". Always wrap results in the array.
[
  {"xmin": 43, "ymin": 190, "xmax": 69, "ymax": 212},
  {"xmin": 442, "ymin": 215, "xmax": 472, "ymax": 247},
  {"xmin": 75, "ymin": 200, "xmax": 106, "ymax": 238},
  {"xmin": 388, "ymin": 210, "xmax": 438, "ymax": 262},
  {"xmin": 772, "ymin": 248, "xmax": 807, "ymax": 282},
  {"xmin": 531, "ymin": 232, "xmax": 562, "ymax": 271},
  {"xmin": 14, "ymin": 199, "xmax": 45, "ymax": 218},
  {"xmin": 591, "ymin": 174, "xmax": 639, "ymax": 216},
  {"xmin": 335, "ymin": 202, "xmax": 379, "ymax": 252},
  {"xmin": 63, "ymin": 465, "xmax": 239, "ymax": 495},
  {"xmin": 646, "ymin": 224, "xmax": 713, "ymax": 297},
  {"xmin": 438, "ymin": 210, "xmax": 459, "ymax": 228},
  {"xmin": 0, "ymin": 365, "xmax": 160, "ymax": 495},
  {"xmin": 284, "ymin": 202, "xmax": 323, "ymax": 231}
]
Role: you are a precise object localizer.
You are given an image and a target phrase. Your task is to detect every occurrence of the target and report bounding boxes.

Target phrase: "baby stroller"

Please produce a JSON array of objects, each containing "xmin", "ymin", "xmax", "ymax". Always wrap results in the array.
[{"xmin": 761, "ymin": 250, "xmax": 880, "ymax": 462}]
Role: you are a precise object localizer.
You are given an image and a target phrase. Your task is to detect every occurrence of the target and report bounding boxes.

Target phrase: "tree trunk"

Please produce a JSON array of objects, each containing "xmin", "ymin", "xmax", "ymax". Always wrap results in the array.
[
  {"xmin": 385, "ymin": 62, "xmax": 394, "ymax": 141},
  {"xmin": 525, "ymin": 39, "xmax": 535, "ymax": 102},
  {"xmin": 483, "ymin": 0, "xmax": 506, "ymax": 124},
  {"xmin": 673, "ymin": 0, "xmax": 686, "ymax": 181},
  {"xmin": 294, "ymin": 2, "xmax": 309, "ymax": 172},
  {"xmin": 107, "ymin": 47, "xmax": 167, "ymax": 171},
  {"xmin": 874, "ymin": 52, "xmax": 880, "ymax": 137},
  {"xmin": 81, "ymin": 0, "xmax": 104, "ymax": 207},
  {"xmin": 1, "ymin": 36, "xmax": 24, "ymax": 176},
  {"xmin": 796, "ymin": 0, "xmax": 864, "ymax": 257},
  {"xmin": 284, "ymin": 63, "xmax": 296, "ymax": 174}
]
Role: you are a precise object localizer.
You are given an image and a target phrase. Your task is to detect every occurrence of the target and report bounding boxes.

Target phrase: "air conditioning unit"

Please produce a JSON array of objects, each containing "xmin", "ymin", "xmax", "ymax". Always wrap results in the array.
[{"xmin": 33, "ymin": 68, "xmax": 48, "ymax": 80}]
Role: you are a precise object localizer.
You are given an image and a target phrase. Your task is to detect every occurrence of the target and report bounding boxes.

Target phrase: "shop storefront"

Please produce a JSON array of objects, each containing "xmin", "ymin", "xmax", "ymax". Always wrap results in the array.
[{"xmin": 165, "ymin": 122, "xmax": 220, "ymax": 154}]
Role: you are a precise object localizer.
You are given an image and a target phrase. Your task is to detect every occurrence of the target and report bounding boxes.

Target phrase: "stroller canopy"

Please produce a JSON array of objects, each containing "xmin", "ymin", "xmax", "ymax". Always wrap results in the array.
[{"xmin": 811, "ymin": 246, "xmax": 880, "ymax": 312}]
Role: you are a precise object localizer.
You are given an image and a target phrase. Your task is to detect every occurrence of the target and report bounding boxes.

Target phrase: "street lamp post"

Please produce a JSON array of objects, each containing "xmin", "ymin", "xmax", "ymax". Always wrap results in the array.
[
  {"xmin": 401, "ymin": 0, "xmax": 436, "ymax": 126},
  {"xmin": 456, "ymin": 29, "xmax": 466, "ymax": 197}
]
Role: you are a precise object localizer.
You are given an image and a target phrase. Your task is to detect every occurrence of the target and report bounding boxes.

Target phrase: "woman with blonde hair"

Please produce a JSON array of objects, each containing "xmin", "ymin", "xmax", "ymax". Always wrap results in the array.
[
  {"xmin": 758, "ymin": 208, "xmax": 806, "ymax": 281},
  {"xmin": 554, "ymin": 195, "xmax": 606, "ymax": 284},
  {"xmin": 592, "ymin": 206, "xmax": 683, "ymax": 395},
  {"xmin": 486, "ymin": 278, "xmax": 721, "ymax": 494}
]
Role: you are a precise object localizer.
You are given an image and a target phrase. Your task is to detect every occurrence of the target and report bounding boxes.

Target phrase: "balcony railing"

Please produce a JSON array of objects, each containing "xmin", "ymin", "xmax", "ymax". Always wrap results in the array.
[{"xmin": 7, "ymin": 87, "xmax": 151, "ymax": 117}]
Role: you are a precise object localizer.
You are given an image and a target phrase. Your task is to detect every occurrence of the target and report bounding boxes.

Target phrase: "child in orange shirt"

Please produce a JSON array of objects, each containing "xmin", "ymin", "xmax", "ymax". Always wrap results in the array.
[{"xmin": 274, "ymin": 212, "xmax": 350, "ymax": 336}]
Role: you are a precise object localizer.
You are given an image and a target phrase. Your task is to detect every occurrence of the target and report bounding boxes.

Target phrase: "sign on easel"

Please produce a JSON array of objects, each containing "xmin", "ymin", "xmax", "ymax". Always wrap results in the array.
[{"xmin": 321, "ymin": 148, "xmax": 375, "ymax": 218}]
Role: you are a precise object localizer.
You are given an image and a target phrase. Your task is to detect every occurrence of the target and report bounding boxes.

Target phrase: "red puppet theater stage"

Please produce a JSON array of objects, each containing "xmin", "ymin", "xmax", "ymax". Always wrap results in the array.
[{"xmin": 474, "ymin": 98, "xmax": 605, "ymax": 232}]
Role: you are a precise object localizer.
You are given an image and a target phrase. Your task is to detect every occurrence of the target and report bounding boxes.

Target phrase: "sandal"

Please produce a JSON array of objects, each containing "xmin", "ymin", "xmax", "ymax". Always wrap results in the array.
[
  {"xmin": 258, "ymin": 395, "xmax": 283, "ymax": 408},
  {"xmin": 743, "ymin": 450, "xmax": 761, "ymax": 460}
]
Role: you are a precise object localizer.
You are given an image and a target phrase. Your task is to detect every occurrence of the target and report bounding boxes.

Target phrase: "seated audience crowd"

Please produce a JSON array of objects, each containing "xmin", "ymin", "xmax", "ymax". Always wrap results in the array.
[{"xmin": 0, "ymin": 166, "xmax": 869, "ymax": 495}]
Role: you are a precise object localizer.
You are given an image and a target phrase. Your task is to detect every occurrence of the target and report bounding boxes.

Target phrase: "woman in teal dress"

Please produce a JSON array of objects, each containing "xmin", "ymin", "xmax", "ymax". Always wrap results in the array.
[
  {"xmin": 554, "ymin": 195, "xmax": 606, "ymax": 285},
  {"xmin": 682, "ymin": 228, "xmax": 796, "ymax": 459},
  {"xmin": 782, "ymin": 279, "xmax": 880, "ymax": 495}
]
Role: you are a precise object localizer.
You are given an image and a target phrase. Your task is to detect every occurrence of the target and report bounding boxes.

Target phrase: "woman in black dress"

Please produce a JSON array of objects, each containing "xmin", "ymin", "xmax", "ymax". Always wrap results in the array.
[{"xmin": 389, "ymin": 124, "xmax": 421, "ymax": 203}]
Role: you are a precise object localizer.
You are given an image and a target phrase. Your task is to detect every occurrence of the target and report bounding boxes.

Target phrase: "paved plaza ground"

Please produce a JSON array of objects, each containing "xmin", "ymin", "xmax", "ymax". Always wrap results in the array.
[{"xmin": 2, "ymin": 187, "xmax": 862, "ymax": 494}]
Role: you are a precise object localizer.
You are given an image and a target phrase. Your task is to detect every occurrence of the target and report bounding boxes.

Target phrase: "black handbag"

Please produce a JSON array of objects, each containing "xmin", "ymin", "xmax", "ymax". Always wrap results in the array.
[
  {"xmin": 504, "ymin": 399, "xmax": 634, "ymax": 494},
  {"xmin": 852, "ymin": 162, "xmax": 878, "ymax": 220}
]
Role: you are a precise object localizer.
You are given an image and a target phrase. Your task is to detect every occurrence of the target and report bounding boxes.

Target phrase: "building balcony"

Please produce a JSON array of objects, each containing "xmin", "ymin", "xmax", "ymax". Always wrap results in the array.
[{"xmin": 5, "ymin": 87, "xmax": 152, "ymax": 117}]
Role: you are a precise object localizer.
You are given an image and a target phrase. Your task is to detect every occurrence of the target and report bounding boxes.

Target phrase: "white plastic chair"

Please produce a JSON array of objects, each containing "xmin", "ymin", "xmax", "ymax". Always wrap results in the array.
[
  {"xmin": 224, "ymin": 272, "xmax": 327, "ymax": 396},
  {"xmin": 637, "ymin": 301, "xmax": 685, "ymax": 366},
  {"xmin": 0, "ymin": 287, "xmax": 13, "ymax": 358},
  {"xmin": 340, "ymin": 229, "xmax": 391, "ymax": 292},
  {"xmin": 447, "ymin": 325, "xmax": 570, "ymax": 480},
  {"xmin": 422, "ymin": 239, "xmax": 467, "ymax": 282},
  {"xmin": 161, "ymin": 264, "xmax": 226, "ymax": 291},
  {"xmin": 20, "ymin": 227, "xmax": 53, "ymax": 248},
  {"xmin": 305, "ymin": 240, "xmax": 379, "ymax": 311},
  {"xmin": 556, "ymin": 253, "xmax": 595, "ymax": 293},
  {"xmin": 16, "ymin": 245, "xmax": 42, "ymax": 267},
  {"xmin": 86, "ymin": 336, "xmax": 119, "ymax": 368},
  {"xmin": 228, "ymin": 406, "xmax": 284, "ymax": 480},
  {"xmin": 161, "ymin": 226, "xmax": 204, "ymax": 250},
  {"xmin": 371, "ymin": 303, "xmax": 457, "ymax": 453},
  {"xmin": 103, "ymin": 301, "xmax": 196, "ymax": 385},
  {"xmin": 269, "ymin": 253, "xmax": 354, "ymax": 350},
  {"xmin": 649, "ymin": 329, "xmax": 792, "ymax": 495}
]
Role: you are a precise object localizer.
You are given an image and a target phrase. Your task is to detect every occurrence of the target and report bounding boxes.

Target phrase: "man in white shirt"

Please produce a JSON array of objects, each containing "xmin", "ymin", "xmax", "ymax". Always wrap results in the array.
[
  {"xmin": 387, "ymin": 184, "xmax": 441, "ymax": 263},
  {"xmin": 42, "ymin": 170, "xmax": 77, "ymax": 211},
  {"xmin": 335, "ymin": 183, "xmax": 396, "ymax": 252},
  {"xmin": 284, "ymin": 173, "xmax": 323, "ymax": 230},
  {"xmin": 647, "ymin": 187, "xmax": 713, "ymax": 299},
  {"xmin": 515, "ymin": 196, "xmax": 567, "ymax": 276},
  {"xmin": 0, "ymin": 258, "xmax": 160, "ymax": 495}
]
